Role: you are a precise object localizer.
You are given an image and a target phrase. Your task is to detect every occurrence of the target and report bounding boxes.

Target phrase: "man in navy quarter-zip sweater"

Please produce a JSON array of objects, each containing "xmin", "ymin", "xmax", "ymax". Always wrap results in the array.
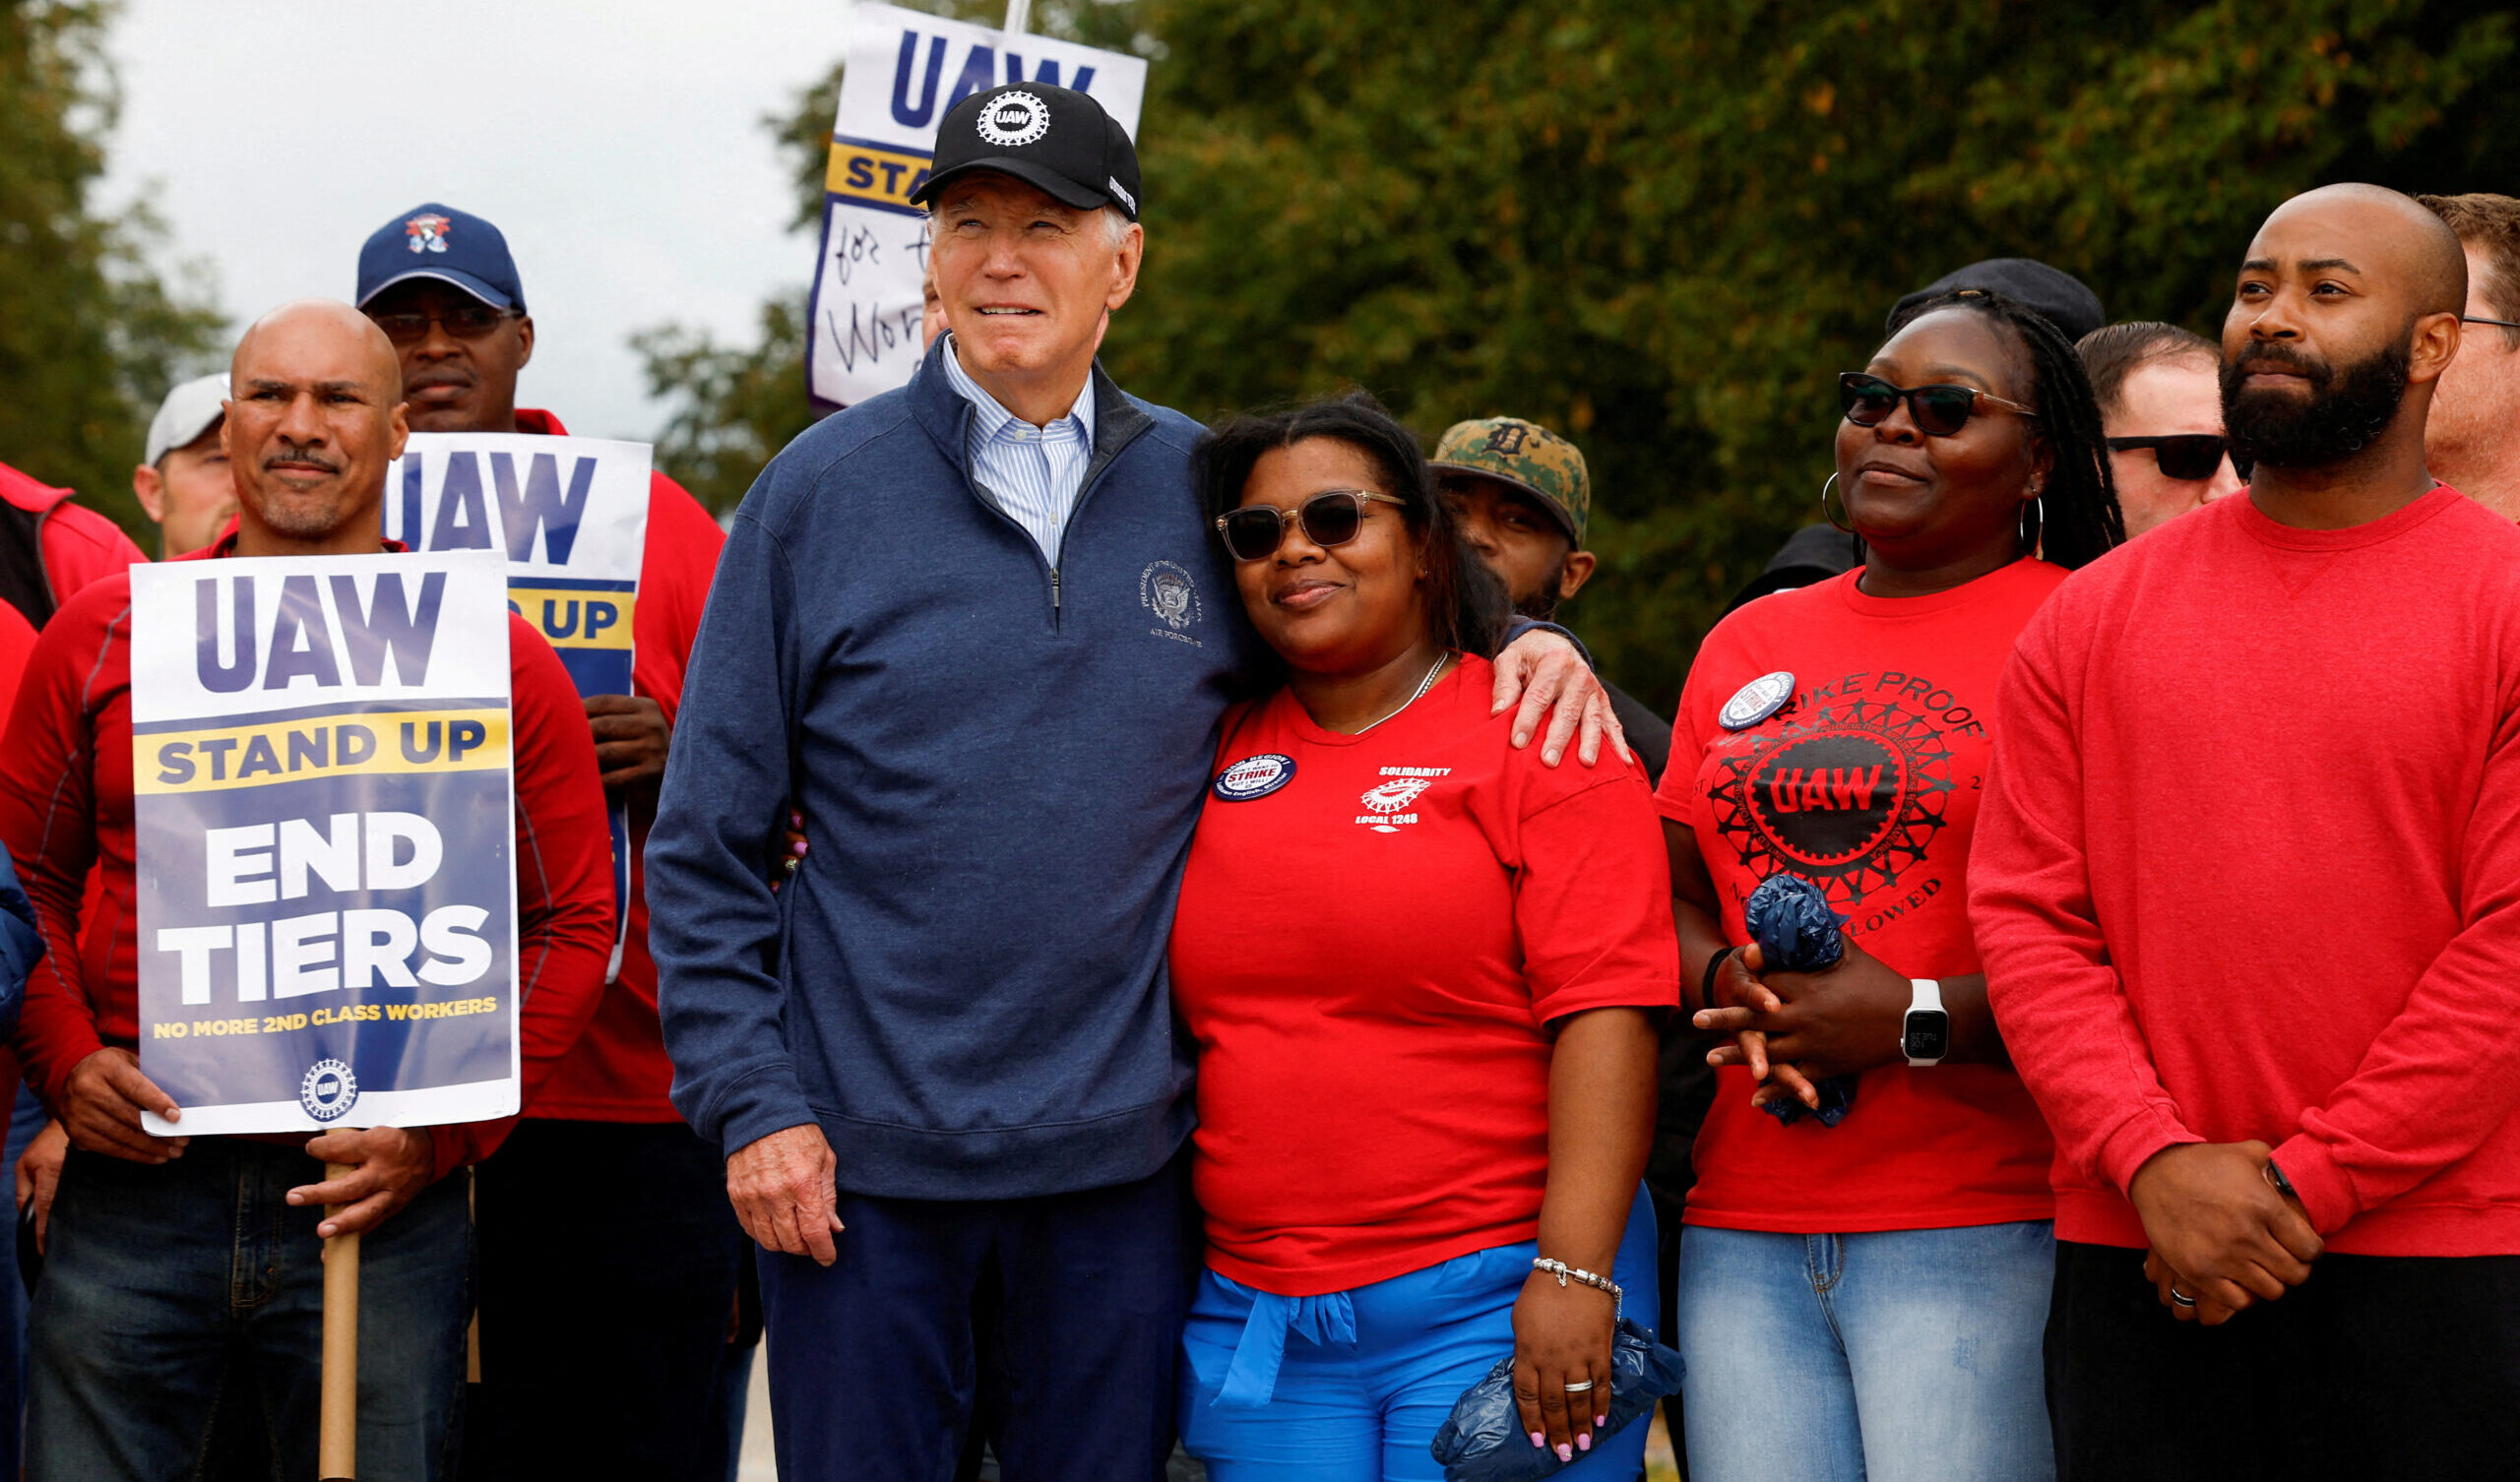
[{"xmin": 646, "ymin": 84, "xmax": 1621, "ymax": 1482}]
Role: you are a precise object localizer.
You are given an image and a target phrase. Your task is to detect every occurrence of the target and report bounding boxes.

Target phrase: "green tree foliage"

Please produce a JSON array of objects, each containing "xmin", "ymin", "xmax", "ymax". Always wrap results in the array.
[
  {"xmin": 640, "ymin": 0, "xmax": 2518, "ymax": 705},
  {"xmin": 0, "ymin": 0, "xmax": 225, "ymax": 540}
]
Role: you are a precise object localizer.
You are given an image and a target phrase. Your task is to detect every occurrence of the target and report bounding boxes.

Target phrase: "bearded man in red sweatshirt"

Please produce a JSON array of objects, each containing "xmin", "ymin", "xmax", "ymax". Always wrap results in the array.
[
  {"xmin": 0, "ymin": 300, "xmax": 614, "ymax": 1482},
  {"xmin": 1973, "ymin": 183, "xmax": 2520, "ymax": 1480}
]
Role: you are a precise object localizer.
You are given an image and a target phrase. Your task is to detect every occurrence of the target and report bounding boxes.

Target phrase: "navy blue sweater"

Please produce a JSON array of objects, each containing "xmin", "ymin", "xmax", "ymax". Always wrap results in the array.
[{"xmin": 648, "ymin": 340, "xmax": 1264, "ymax": 1199}]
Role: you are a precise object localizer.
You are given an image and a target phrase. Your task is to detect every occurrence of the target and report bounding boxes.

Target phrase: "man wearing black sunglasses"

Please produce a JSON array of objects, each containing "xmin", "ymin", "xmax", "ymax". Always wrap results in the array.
[{"xmin": 2078, "ymin": 322, "xmax": 2247, "ymax": 539}]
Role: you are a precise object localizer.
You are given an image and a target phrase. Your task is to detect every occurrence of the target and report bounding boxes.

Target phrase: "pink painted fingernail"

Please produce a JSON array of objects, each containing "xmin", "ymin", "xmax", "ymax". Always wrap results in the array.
[
  {"xmin": 1529, "ymin": 1432, "xmax": 1545, "ymax": 1449},
  {"xmin": 1556, "ymin": 1443, "xmax": 1574, "ymax": 1462},
  {"xmin": 1596, "ymin": 1415, "xmax": 1608, "ymax": 1429},
  {"xmin": 1577, "ymin": 1433, "xmax": 1592, "ymax": 1452}
]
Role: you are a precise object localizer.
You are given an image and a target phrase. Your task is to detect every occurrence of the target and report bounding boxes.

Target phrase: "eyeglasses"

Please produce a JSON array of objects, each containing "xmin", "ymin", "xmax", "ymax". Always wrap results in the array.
[
  {"xmin": 366, "ymin": 304, "xmax": 519, "ymax": 345},
  {"xmin": 2106, "ymin": 435, "xmax": 2243, "ymax": 482},
  {"xmin": 1839, "ymin": 372, "xmax": 2038, "ymax": 437},
  {"xmin": 1215, "ymin": 490, "xmax": 1408, "ymax": 562},
  {"xmin": 2466, "ymin": 315, "xmax": 2520, "ymax": 332}
]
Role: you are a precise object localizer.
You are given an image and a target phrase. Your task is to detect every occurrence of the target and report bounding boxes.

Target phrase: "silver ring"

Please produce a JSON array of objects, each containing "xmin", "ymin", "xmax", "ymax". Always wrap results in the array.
[
  {"xmin": 1561, "ymin": 1381, "xmax": 1596, "ymax": 1392},
  {"xmin": 2169, "ymin": 1286, "xmax": 2198, "ymax": 1309}
]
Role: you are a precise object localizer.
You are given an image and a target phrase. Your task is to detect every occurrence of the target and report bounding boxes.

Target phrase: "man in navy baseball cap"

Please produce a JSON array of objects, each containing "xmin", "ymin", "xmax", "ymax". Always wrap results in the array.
[{"xmin": 353, "ymin": 204, "xmax": 535, "ymax": 435}]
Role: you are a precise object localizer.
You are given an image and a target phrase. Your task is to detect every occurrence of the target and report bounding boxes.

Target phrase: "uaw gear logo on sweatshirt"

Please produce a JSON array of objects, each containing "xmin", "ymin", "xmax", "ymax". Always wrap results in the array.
[{"xmin": 1705, "ymin": 671, "xmax": 1963, "ymax": 909}]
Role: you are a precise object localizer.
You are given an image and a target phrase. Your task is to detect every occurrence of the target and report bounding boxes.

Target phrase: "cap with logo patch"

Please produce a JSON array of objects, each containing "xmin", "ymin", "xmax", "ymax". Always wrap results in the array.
[
  {"xmin": 1430, "ymin": 417, "xmax": 1592, "ymax": 547},
  {"xmin": 910, "ymin": 84, "xmax": 1142, "ymax": 221},
  {"xmin": 354, "ymin": 202, "xmax": 528, "ymax": 313}
]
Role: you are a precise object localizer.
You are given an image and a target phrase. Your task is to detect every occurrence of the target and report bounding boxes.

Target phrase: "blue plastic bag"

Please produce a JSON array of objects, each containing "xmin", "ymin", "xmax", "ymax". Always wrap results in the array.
[
  {"xmin": 1428, "ymin": 1318, "xmax": 1685, "ymax": 1481},
  {"xmin": 1742, "ymin": 873, "xmax": 1856, "ymax": 1128}
]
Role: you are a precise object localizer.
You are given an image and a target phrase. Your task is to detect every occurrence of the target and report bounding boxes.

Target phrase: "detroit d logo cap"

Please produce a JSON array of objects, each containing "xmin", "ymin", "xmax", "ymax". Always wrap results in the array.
[{"xmin": 911, "ymin": 84, "xmax": 1142, "ymax": 221}]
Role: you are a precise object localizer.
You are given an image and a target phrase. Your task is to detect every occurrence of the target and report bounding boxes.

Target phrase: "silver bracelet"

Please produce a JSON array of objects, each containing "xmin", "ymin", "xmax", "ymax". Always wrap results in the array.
[{"xmin": 1532, "ymin": 1257, "xmax": 1623, "ymax": 1325}]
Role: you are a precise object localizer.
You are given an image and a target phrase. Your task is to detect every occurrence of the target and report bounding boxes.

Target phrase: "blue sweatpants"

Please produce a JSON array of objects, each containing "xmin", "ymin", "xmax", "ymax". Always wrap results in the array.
[
  {"xmin": 758, "ymin": 1153, "xmax": 1191, "ymax": 1482},
  {"xmin": 1179, "ymin": 1186, "xmax": 1658, "ymax": 1481}
]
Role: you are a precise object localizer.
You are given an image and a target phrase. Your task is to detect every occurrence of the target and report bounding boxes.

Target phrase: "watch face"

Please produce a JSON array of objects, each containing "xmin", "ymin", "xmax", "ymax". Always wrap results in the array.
[{"xmin": 1903, "ymin": 1009, "xmax": 1951, "ymax": 1061}]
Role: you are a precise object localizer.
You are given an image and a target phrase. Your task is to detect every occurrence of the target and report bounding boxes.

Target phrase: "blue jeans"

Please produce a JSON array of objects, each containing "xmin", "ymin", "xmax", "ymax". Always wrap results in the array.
[
  {"xmin": 1673, "ymin": 1221, "xmax": 2053, "ymax": 1482},
  {"xmin": 26, "ymin": 1140, "xmax": 471, "ymax": 1482},
  {"xmin": 1179, "ymin": 1186, "xmax": 1658, "ymax": 1481}
]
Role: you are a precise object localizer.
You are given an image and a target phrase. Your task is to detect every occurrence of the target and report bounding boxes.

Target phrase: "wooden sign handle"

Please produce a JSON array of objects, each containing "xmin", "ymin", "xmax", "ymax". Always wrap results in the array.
[{"xmin": 319, "ymin": 1162, "xmax": 360, "ymax": 1482}]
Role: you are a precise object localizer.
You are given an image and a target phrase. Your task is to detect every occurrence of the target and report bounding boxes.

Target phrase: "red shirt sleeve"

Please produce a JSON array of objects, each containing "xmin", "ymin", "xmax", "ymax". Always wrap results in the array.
[
  {"xmin": 38, "ymin": 500, "xmax": 146, "ymax": 606},
  {"xmin": 1971, "ymin": 601, "xmax": 2200, "ymax": 1199},
  {"xmin": 427, "ymin": 614, "xmax": 617, "ymax": 1179},
  {"xmin": 632, "ymin": 473, "xmax": 724, "ymax": 729},
  {"xmin": 0, "ymin": 587, "xmax": 122, "ymax": 1106},
  {"xmin": 1514, "ymin": 764, "xmax": 1680, "ymax": 1025}
]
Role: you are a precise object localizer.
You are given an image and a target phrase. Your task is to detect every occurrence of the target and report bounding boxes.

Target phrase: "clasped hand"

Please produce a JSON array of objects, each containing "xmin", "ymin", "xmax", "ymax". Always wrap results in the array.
[
  {"xmin": 1690, "ymin": 938, "xmax": 1913, "ymax": 1109},
  {"xmin": 2131, "ymin": 1142, "xmax": 2322, "ymax": 1326}
]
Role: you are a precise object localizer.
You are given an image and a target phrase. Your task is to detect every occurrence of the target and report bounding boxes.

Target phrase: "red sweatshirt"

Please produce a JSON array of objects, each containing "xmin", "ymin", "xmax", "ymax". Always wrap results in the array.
[
  {"xmin": 1973, "ymin": 488, "xmax": 2520, "ymax": 1257},
  {"xmin": 0, "ymin": 528, "xmax": 617, "ymax": 1182},
  {"xmin": 510, "ymin": 408, "xmax": 725, "ymax": 1121},
  {"xmin": 0, "ymin": 461, "xmax": 146, "ymax": 631}
]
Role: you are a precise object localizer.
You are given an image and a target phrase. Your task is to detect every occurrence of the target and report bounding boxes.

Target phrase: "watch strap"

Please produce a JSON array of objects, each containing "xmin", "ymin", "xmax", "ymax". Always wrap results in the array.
[{"xmin": 1904, "ymin": 977, "xmax": 1946, "ymax": 1067}]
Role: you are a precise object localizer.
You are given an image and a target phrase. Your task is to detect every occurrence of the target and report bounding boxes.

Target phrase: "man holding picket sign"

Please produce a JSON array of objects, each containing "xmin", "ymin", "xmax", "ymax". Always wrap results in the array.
[
  {"xmin": 347, "ymin": 201, "xmax": 744, "ymax": 1481},
  {"xmin": 0, "ymin": 300, "xmax": 614, "ymax": 1482}
]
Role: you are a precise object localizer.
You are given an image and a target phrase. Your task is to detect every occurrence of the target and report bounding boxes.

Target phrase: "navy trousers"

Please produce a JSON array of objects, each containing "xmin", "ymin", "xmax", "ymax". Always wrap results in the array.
[{"xmin": 761, "ymin": 1151, "xmax": 1193, "ymax": 1482}]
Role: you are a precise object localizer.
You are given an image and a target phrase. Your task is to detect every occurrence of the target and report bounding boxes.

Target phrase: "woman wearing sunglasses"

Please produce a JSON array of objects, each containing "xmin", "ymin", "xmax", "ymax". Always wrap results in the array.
[
  {"xmin": 1168, "ymin": 393, "xmax": 1677, "ymax": 1479},
  {"xmin": 1661, "ymin": 288, "xmax": 2123, "ymax": 1482}
]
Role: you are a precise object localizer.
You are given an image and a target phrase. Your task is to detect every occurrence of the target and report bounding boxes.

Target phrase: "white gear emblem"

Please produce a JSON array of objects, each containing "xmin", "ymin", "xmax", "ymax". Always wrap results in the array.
[
  {"xmin": 300, "ymin": 1059, "xmax": 358, "ymax": 1123},
  {"xmin": 976, "ymin": 91, "xmax": 1050, "ymax": 148},
  {"xmin": 1359, "ymin": 779, "xmax": 1431, "ymax": 814}
]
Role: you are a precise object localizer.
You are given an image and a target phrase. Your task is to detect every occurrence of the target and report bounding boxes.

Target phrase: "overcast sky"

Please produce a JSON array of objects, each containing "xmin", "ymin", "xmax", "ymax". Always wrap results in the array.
[{"xmin": 102, "ymin": 0, "xmax": 860, "ymax": 443}]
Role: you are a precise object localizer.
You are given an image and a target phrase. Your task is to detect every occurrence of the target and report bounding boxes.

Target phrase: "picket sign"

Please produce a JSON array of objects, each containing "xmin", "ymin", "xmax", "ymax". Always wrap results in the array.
[
  {"xmin": 804, "ymin": 1, "xmax": 1148, "ymax": 408},
  {"xmin": 385, "ymin": 432, "xmax": 652, "ymax": 981}
]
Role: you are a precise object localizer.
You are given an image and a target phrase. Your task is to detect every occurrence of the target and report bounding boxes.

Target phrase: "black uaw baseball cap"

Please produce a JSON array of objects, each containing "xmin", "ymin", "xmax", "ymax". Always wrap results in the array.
[{"xmin": 910, "ymin": 84, "xmax": 1142, "ymax": 221}]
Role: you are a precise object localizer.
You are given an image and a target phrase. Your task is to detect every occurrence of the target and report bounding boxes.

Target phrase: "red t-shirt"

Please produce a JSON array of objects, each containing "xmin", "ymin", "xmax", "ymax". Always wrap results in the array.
[
  {"xmin": 0, "ymin": 531, "xmax": 617, "ymax": 1182},
  {"xmin": 509, "ymin": 408, "xmax": 726, "ymax": 1122},
  {"xmin": 1168, "ymin": 655, "xmax": 1678, "ymax": 1297},
  {"xmin": 1974, "ymin": 489, "xmax": 2520, "ymax": 1256},
  {"xmin": 1658, "ymin": 559, "xmax": 2061, "ymax": 1234}
]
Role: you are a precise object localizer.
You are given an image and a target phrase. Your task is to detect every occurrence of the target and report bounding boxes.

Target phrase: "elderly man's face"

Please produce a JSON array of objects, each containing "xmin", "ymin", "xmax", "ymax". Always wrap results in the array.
[
  {"xmin": 222, "ymin": 302, "xmax": 409, "ymax": 547},
  {"xmin": 929, "ymin": 174, "xmax": 1139, "ymax": 392},
  {"xmin": 2428, "ymin": 245, "xmax": 2520, "ymax": 498}
]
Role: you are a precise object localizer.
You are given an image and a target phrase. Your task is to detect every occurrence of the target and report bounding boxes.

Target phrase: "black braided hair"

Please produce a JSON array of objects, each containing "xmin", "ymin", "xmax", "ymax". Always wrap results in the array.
[{"xmin": 1884, "ymin": 287, "xmax": 2126, "ymax": 570}]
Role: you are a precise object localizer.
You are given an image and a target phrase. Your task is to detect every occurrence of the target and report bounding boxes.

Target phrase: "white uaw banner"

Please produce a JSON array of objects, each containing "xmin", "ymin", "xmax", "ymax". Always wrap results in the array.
[
  {"xmin": 130, "ymin": 550, "xmax": 520, "ymax": 1137},
  {"xmin": 806, "ymin": 2, "xmax": 1147, "ymax": 408},
  {"xmin": 385, "ymin": 432, "xmax": 650, "ymax": 979}
]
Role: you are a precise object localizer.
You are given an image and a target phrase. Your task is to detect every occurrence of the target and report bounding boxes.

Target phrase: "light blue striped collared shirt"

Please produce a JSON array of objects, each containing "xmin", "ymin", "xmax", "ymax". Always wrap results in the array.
[{"xmin": 939, "ymin": 335, "xmax": 1097, "ymax": 566}]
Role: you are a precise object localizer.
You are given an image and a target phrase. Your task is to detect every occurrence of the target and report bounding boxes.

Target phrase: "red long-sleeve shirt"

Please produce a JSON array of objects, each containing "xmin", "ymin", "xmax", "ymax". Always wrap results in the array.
[
  {"xmin": 1973, "ymin": 488, "xmax": 2520, "ymax": 1256},
  {"xmin": 0, "ymin": 528, "xmax": 616, "ymax": 1182},
  {"xmin": 1, "ymin": 461, "xmax": 146, "ymax": 630},
  {"xmin": 509, "ymin": 408, "xmax": 725, "ymax": 1121}
]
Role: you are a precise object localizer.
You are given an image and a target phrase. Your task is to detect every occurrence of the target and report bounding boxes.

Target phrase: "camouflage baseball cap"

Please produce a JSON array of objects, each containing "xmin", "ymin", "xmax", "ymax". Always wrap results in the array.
[{"xmin": 1430, "ymin": 417, "xmax": 1591, "ymax": 546}]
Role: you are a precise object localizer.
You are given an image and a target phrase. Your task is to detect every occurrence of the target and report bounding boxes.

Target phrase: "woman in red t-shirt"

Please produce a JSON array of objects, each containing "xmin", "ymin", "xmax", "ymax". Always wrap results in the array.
[
  {"xmin": 1168, "ymin": 393, "xmax": 1678, "ymax": 1478},
  {"xmin": 1661, "ymin": 290, "xmax": 2124, "ymax": 1482}
]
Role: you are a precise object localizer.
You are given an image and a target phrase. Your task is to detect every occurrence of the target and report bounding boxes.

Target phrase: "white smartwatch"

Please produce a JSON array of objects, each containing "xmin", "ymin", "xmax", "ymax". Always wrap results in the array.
[{"xmin": 1902, "ymin": 978, "xmax": 1950, "ymax": 1067}]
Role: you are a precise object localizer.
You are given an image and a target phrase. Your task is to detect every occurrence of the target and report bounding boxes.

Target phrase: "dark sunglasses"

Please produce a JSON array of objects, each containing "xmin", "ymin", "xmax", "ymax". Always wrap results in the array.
[
  {"xmin": 2107, "ymin": 434, "xmax": 2245, "ymax": 482},
  {"xmin": 366, "ymin": 304, "xmax": 519, "ymax": 346},
  {"xmin": 1840, "ymin": 372, "xmax": 2038, "ymax": 437},
  {"xmin": 1216, "ymin": 490, "xmax": 1408, "ymax": 562}
]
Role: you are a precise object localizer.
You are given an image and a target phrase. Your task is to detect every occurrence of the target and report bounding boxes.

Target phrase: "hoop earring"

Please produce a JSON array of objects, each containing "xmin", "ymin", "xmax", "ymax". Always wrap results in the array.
[
  {"xmin": 1820, "ymin": 473, "xmax": 1854, "ymax": 533},
  {"xmin": 2018, "ymin": 494, "xmax": 2045, "ymax": 556}
]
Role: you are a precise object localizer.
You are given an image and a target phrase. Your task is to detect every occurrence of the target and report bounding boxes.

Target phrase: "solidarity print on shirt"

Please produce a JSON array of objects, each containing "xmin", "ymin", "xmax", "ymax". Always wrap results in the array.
[{"xmin": 1703, "ymin": 669, "xmax": 1985, "ymax": 930}]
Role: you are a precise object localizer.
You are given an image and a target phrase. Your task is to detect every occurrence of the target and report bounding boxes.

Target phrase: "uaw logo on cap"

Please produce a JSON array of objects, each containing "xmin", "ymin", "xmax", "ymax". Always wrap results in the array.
[
  {"xmin": 1720, "ymin": 671, "xmax": 1797, "ymax": 732},
  {"xmin": 404, "ymin": 214, "xmax": 453, "ymax": 255},
  {"xmin": 300, "ymin": 1058, "xmax": 358, "ymax": 1123},
  {"xmin": 1214, "ymin": 753, "xmax": 1296, "ymax": 802},
  {"xmin": 976, "ymin": 91, "xmax": 1050, "ymax": 148},
  {"xmin": 1141, "ymin": 561, "xmax": 1202, "ymax": 646}
]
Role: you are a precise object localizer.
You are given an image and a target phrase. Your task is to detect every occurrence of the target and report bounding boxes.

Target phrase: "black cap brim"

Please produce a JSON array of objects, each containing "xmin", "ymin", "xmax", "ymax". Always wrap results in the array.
[{"xmin": 911, "ymin": 158, "xmax": 1124, "ymax": 217}]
